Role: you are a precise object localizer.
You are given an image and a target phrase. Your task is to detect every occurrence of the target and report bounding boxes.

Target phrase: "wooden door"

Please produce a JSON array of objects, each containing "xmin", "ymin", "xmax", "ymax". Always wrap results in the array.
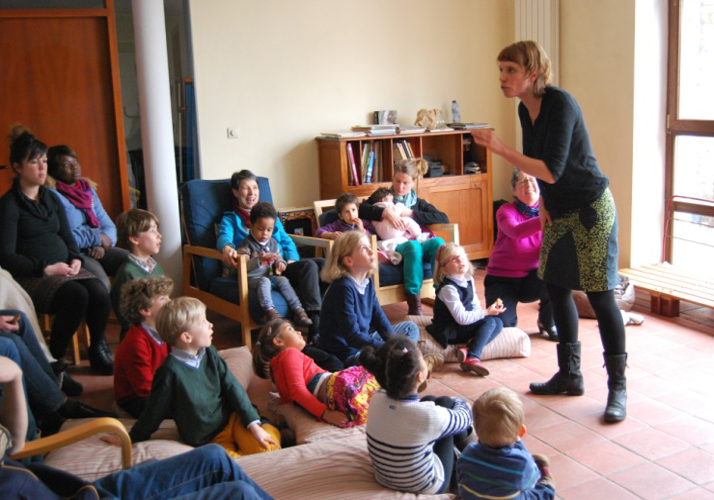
[{"xmin": 0, "ymin": 2, "xmax": 129, "ymax": 217}]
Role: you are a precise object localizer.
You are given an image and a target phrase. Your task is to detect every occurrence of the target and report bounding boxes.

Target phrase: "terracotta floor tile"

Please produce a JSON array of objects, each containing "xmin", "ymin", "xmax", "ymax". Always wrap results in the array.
[
  {"xmin": 626, "ymin": 398, "xmax": 688, "ymax": 426},
  {"xmin": 657, "ymin": 448, "xmax": 714, "ymax": 485},
  {"xmin": 609, "ymin": 462, "xmax": 696, "ymax": 500},
  {"xmin": 655, "ymin": 390, "xmax": 714, "ymax": 417},
  {"xmin": 613, "ymin": 427, "xmax": 691, "ymax": 460},
  {"xmin": 628, "ymin": 374, "xmax": 682, "ymax": 399},
  {"xmin": 559, "ymin": 477, "xmax": 641, "ymax": 500},
  {"xmin": 567, "ymin": 440, "xmax": 646, "ymax": 476},
  {"xmin": 547, "ymin": 453, "xmax": 599, "ymax": 490},
  {"xmin": 667, "ymin": 488, "xmax": 714, "ymax": 500},
  {"xmin": 655, "ymin": 416, "xmax": 714, "ymax": 447},
  {"xmin": 530, "ymin": 420, "xmax": 605, "ymax": 453},
  {"xmin": 520, "ymin": 433, "xmax": 558, "ymax": 456},
  {"xmin": 521, "ymin": 402, "xmax": 569, "ymax": 431},
  {"xmin": 578, "ymin": 411, "xmax": 650, "ymax": 439},
  {"xmin": 628, "ymin": 352, "xmax": 684, "ymax": 375},
  {"xmin": 586, "ymin": 385, "xmax": 648, "ymax": 406}
]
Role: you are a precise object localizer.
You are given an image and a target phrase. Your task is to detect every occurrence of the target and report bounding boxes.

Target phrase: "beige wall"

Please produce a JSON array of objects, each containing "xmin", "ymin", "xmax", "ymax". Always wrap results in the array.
[{"xmin": 188, "ymin": 0, "xmax": 516, "ymax": 207}]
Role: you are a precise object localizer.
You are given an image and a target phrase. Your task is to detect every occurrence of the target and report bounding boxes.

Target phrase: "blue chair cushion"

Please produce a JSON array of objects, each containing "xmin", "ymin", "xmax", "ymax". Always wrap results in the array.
[{"xmin": 318, "ymin": 209, "xmax": 432, "ymax": 286}]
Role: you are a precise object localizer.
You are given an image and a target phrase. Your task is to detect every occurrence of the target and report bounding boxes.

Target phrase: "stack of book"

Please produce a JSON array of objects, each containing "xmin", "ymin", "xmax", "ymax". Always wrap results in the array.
[
  {"xmin": 320, "ymin": 130, "xmax": 367, "ymax": 139},
  {"xmin": 447, "ymin": 123, "xmax": 491, "ymax": 129},
  {"xmin": 398, "ymin": 126, "xmax": 426, "ymax": 135},
  {"xmin": 346, "ymin": 141, "xmax": 385, "ymax": 186},
  {"xmin": 392, "ymin": 139, "xmax": 415, "ymax": 162},
  {"xmin": 351, "ymin": 124, "xmax": 397, "ymax": 136}
]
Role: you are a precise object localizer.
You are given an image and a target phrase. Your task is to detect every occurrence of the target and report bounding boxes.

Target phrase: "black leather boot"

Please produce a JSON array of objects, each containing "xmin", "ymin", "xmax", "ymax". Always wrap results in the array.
[
  {"xmin": 60, "ymin": 372, "xmax": 83, "ymax": 397},
  {"xmin": 88, "ymin": 337, "xmax": 114, "ymax": 375},
  {"xmin": 58, "ymin": 400, "xmax": 115, "ymax": 419},
  {"xmin": 603, "ymin": 353, "xmax": 627, "ymax": 422},
  {"xmin": 530, "ymin": 342, "xmax": 585, "ymax": 396},
  {"xmin": 405, "ymin": 292, "xmax": 423, "ymax": 316}
]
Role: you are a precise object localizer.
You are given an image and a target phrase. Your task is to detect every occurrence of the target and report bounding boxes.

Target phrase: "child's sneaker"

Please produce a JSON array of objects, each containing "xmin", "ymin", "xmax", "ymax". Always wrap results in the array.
[
  {"xmin": 417, "ymin": 353, "xmax": 444, "ymax": 392},
  {"xmin": 457, "ymin": 348, "xmax": 489, "ymax": 376},
  {"xmin": 264, "ymin": 309, "xmax": 282, "ymax": 323},
  {"xmin": 293, "ymin": 308, "xmax": 313, "ymax": 327}
]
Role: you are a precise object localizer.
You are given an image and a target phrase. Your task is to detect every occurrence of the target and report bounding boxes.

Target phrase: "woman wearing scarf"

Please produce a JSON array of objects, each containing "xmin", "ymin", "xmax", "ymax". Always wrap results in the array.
[
  {"xmin": 484, "ymin": 169, "xmax": 557, "ymax": 341},
  {"xmin": 359, "ymin": 158, "xmax": 448, "ymax": 315},
  {"xmin": 46, "ymin": 145, "xmax": 129, "ymax": 291}
]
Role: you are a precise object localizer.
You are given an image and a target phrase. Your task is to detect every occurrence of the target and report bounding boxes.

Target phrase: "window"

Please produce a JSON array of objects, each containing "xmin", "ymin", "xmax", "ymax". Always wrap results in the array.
[{"xmin": 666, "ymin": 0, "xmax": 714, "ymax": 276}]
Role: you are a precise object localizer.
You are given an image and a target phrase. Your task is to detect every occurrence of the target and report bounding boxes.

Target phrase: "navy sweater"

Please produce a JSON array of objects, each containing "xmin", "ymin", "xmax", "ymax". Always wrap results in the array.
[{"xmin": 319, "ymin": 276, "xmax": 393, "ymax": 363}]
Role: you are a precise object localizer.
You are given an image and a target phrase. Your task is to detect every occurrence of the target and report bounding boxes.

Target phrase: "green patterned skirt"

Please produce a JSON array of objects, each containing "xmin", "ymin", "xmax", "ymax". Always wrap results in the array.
[{"xmin": 538, "ymin": 189, "xmax": 619, "ymax": 292}]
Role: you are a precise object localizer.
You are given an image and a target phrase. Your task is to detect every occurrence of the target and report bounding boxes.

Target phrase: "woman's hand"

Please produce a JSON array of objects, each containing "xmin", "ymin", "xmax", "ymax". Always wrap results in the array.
[
  {"xmin": 89, "ymin": 245, "xmax": 106, "ymax": 260},
  {"xmin": 0, "ymin": 315, "xmax": 20, "ymax": 332},
  {"xmin": 322, "ymin": 409, "xmax": 349, "ymax": 427},
  {"xmin": 44, "ymin": 262, "xmax": 74, "ymax": 277},
  {"xmin": 382, "ymin": 208, "xmax": 407, "ymax": 232},
  {"xmin": 250, "ymin": 424, "xmax": 278, "ymax": 449},
  {"xmin": 99, "ymin": 233, "xmax": 112, "ymax": 250},
  {"xmin": 539, "ymin": 200, "xmax": 552, "ymax": 230},
  {"xmin": 470, "ymin": 129, "xmax": 506, "ymax": 155},
  {"xmin": 221, "ymin": 245, "xmax": 240, "ymax": 268},
  {"xmin": 69, "ymin": 259, "xmax": 82, "ymax": 275}
]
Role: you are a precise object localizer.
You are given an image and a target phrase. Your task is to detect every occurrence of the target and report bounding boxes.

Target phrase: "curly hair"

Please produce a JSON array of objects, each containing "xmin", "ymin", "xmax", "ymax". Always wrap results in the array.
[
  {"xmin": 249, "ymin": 201, "xmax": 277, "ymax": 224},
  {"xmin": 120, "ymin": 276, "xmax": 174, "ymax": 326},
  {"xmin": 365, "ymin": 187, "xmax": 391, "ymax": 206},
  {"xmin": 359, "ymin": 337, "xmax": 422, "ymax": 400}
]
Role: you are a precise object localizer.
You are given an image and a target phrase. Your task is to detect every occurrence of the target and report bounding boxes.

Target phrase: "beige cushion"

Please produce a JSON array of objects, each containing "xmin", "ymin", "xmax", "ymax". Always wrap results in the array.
[
  {"xmin": 267, "ymin": 393, "xmax": 365, "ymax": 444},
  {"xmin": 238, "ymin": 434, "xmax": 455, "ymax": 500},
  {"xmin": 220, "ymin": 346, "xmax": 255, "ymax": 389},
  {"xmin": 406, "ymin": 315, "xmax": 531, "ymax": 362}
]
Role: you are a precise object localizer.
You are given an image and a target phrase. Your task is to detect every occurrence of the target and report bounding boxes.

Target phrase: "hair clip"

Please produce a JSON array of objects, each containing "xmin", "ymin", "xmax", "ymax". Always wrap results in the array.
[{"xmin": 402, "ymin": 347, "xmax": 408, "ymax": 354}]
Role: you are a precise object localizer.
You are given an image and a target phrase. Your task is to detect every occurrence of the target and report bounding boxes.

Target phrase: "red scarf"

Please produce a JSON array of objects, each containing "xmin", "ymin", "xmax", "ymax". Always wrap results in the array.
[
  {"xmin": 234, "ymin": 203, "xmax": 251, "ymax": 230},
  {"xmin": 55, "ymin": 179, "xmax": 100, "ymax": 228}
]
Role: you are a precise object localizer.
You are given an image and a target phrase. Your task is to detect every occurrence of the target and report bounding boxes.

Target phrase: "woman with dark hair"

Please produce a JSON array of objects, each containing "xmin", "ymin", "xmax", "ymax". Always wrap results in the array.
[
  {"xmin": 0, "ymin": 126, "xmax": 114, "ymax": 375},
  {"xmin": 471, "ymin": 41, "xmax": 627, "ymax": 422},
  {"xmin": 46, "ymin": 145, "xmax": 128, "ymax": 291}
]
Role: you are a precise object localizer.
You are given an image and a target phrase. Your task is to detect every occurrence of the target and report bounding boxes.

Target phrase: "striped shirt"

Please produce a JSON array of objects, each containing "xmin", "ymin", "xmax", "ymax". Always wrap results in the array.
[{"xmin": 366, "ymin": 390, "xmax": 473, "ymax": 494}]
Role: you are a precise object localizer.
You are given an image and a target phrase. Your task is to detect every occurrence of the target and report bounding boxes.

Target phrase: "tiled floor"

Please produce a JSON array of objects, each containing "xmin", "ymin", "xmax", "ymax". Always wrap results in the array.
[{"xmin": 71, "ymin": 268, "xmax": 714, "ymax": 500}]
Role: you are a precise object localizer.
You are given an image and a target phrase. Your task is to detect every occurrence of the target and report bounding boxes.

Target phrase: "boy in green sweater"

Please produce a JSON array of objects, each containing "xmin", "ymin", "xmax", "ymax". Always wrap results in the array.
[
  {"xmin": 111, "ymin": 208, "xmax": 165, "ymax": 339},
  {"xmin": 107, "ymin": 297, "xmax": 280, "ymax": 457}
]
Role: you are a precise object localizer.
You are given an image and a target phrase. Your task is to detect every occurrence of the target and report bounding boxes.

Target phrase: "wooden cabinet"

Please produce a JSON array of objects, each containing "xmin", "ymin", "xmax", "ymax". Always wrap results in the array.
[{"xmin": 317, "ymin": 130, "xmax": 493, "ymax": 260}]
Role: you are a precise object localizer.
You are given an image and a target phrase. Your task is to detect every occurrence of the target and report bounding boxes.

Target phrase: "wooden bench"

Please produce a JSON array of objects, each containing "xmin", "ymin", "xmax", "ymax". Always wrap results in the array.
[{"xmin": 619, "ymin": 263, "xmax": 714, "ymax": 317}]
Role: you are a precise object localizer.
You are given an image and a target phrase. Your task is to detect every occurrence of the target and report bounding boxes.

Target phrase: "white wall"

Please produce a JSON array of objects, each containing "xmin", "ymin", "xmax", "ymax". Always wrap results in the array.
[{"xmin": 188, "ymin": 0, "xmax": 517, "ymax": 206}]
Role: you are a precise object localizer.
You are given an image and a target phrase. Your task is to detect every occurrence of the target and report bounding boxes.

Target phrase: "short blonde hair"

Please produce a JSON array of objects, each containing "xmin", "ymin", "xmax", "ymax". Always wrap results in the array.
[
  {"xmin": 320, "ymin": 231, "xmax": 374, "ymax": 283},
  {"xmin": 432, "ymin": 242, "xmax": 473, "ymax": 286},
  {"xmin": 120, "ymin": 276, "xmax": 174, "ymax": 325},
  {"xmin": 473, "ymin": 388, "xmax": 525, "ymax": 448},
  {"xmin": 393, "ymin": 158, "xmax": 429, "ymax": 183},
  {"xmin": 497, "ymin": 40, "xmax": 552, "ymax": 97},
  {"xmin": 156, "ymin": 297, "xmax": 206, "ymax": 346},
  {"xmin": 116, "ymin": 209, "xmax": 160, "ymax": 250}
]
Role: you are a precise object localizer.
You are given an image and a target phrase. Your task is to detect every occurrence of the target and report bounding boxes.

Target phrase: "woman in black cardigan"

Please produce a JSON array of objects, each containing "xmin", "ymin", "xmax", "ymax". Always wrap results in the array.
[
  {"xmin": 0, "ymin": 127, "xmax": 113, "ymax": 375},
  {"xmin": 359, "ymin": 158, "xmax": 449, "ymax": 315}
]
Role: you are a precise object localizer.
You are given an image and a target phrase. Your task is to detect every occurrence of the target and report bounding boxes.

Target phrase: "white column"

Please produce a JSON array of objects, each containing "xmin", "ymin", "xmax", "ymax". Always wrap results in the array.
[{"xmin": 131, "ymin": 0, "xmax": 182, "ymax": 288}]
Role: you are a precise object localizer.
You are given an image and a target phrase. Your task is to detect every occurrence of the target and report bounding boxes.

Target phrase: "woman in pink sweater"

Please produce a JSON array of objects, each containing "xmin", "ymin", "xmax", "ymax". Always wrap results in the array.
[{"xmin": 484, "ymin": 169, "xmax": 557, "ymax": 341}]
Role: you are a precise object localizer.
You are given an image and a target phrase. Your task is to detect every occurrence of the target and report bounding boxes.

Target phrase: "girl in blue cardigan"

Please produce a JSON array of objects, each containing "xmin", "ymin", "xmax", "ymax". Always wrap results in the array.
[{"xmin": 317, "ymin": 231, "xmax": 419, "ymax": 366}]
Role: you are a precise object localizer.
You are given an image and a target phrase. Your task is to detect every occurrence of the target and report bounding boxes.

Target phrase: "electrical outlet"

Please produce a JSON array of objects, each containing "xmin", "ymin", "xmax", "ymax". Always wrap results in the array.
[{"xmin": 227, "ymin": 127, "xmax": 240, "ymax": 139}]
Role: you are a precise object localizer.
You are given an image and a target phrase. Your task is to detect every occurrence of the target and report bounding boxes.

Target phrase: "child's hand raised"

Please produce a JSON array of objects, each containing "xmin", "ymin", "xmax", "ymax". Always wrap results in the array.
[
  {"xmin": 250, "ymin": 424, "xmax": 279, "ymax": 449},
  {"xmin": 322, "ymin": 409, "xmax": 349, "ymax": 427},
  {"xmin": 486, "ymin": 298, "xmax": 506, "ymax": 316}
]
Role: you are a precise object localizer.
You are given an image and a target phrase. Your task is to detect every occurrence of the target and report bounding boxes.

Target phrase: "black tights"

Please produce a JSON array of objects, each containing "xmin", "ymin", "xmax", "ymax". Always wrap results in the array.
[
  {"xmin": 546, "ymin": 283, "xmax": 626, "ymax": 355},
  {"xmin": 420, "ymin": 395, "xmax": 472, "ymax": 494},
  {"xmin": 48, "ymin": 278, "xmax": 111, "ymax": 359}
]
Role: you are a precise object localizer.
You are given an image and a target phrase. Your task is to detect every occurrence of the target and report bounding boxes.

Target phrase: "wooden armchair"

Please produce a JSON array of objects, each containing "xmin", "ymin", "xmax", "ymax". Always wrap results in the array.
[
  {"xmin": 313, "ymin": 199, "xmax": 459, "ymax": 306},
  {"xmin": 181, "ymin": 179, "xmax": 331, "ymax": 350},
  {"xmin": 11, "ymin": 417, "xmax": 132, "ymax": 469}
]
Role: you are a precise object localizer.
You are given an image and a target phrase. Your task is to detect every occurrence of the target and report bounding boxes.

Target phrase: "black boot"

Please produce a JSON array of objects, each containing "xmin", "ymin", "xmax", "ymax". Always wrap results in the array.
[
  {"xmin": 88, "ymin": 337, "xmax": 114, "ymax": 375},
  {"xmin": 405, "ymin": 292, "xmax": 423, "ymax": 316},
  {"xmin": 530, "ymin": 342, "xmax": 585, "ymax": 396},
  {"xmin": 60, "ymin": 372, "xmax": 84, "ymax": 397},
  {"xmin": 603, "ymin": 353, "xmax": 627, "ymax": 423},
  {"xmin": 58, "ymin": 400, "xmax": 116, "ymax": 419}
]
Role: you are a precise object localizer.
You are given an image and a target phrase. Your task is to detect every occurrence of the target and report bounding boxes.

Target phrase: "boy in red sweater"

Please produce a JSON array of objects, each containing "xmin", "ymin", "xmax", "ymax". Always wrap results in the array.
[{"xmin": 113, "ymin": 276, "xmax": 173, "ymax": 417}]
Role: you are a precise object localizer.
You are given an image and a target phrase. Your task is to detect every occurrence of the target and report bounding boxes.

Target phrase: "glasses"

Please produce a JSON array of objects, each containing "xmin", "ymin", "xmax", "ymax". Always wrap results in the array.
[{"xmin": 517, "ymin": 177, "xmax": 537, "ymax": 186}]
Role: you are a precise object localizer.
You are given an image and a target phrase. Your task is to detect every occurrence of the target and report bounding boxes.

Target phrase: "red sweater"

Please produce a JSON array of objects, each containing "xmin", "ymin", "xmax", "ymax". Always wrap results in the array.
[
  {"xmin": 271, "ymin": 347, "xmax": 328, "ymax": 418},
  {"xmin": 114, "ymin": 324, "xmax": 169, "ymax": 404}
]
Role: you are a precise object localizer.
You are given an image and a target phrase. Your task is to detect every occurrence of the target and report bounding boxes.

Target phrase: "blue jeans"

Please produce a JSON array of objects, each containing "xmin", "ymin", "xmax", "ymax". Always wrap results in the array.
[
  {"xmin": 0, "ymin": 310, "xmax": 64, "ymax": 421},
  {"xmin": 451, "ymin": 316, "xmax": 503, "ymax": 359},
  {"xmin": 93, "ymin": 444, "xmax": 273, "ymax": 500},
  {"xmin": 345, "ymin": 321, "xmax": 420, "ymax": 366}
]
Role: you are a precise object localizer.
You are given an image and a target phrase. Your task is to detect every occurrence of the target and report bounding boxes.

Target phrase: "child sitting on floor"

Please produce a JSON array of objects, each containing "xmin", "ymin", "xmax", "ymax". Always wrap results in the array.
[
  {"xmin": 317, "ymin": 231, "xmax": 421, "ymax": 366},
  {"xmin": 360, "ymin": 336, "xmax": 474, "ymax": 495},
  {"xmin": 457, "ymin": 387, "xmax": 555, "ymax": 500},
  {"xmin": 113, "ymin": 276, "xmax": 173, "ymax": 418},
  {"xmin": 252, "ymin": 318, "xmax": 379, "ymax": 427},
  {"xmin": 426, "ymin": 242, "xmax": 505, "ymax": 376},
  {"xmin": 111, "ymin": 208, "xmax": 165, "ymax": 339},
  {"xmin": 106, "ymin": 297, "xmax": 281, "ymax": 458},
  {"xmin": 235, "ymin": 202, "xmax": 312, "ymax": 327}
]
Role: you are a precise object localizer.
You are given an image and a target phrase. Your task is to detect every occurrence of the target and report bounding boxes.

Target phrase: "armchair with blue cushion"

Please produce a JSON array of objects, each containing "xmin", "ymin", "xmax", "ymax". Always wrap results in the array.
[
  {"xmin": 313, "ymin": 199, "xmax": 459, "ymax": 307},
  {"xmin": 181, "ymin": 178, "xmax": 330, "ymax": 349}
]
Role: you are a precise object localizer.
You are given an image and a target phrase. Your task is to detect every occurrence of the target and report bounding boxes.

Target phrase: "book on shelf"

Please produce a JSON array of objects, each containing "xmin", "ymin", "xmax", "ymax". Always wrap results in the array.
[
  {"xmin": 364, "ymin": 141, "xmax": 375, "ymax": 183},
  {"xmin": 347, "ymin": 143, "xmax": 360, "ymax": 186},
  {"xmin": 320, "ymin": 130, "xmax": 367, "ymax": 138},
  {"xmin": 398, "ymin": 126, "xmax": 426, "ymax": 134},
  {"xmin": 447, "ymin": 123, "xmax": 491, "ymax": 129},
  {"xmin": 361, "ymin": 142, "xmax": 370, "ymax": 183},
  {"xmin": 351, "ymin": 124, "xmax": 398, "ymax": 135},
  {"xmin": 404, "ymin": 140, "xmax": 415, "ymax": 159},
  {"xmin": 426, "ymin": 127, "xmax": 455, "ymax": 132}
]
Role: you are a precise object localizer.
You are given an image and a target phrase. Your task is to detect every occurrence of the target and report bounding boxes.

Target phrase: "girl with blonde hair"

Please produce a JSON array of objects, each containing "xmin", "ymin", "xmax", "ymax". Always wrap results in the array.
[{"xmin": 318, "ymin": 231, "xmax": 419, "ymax": 366}]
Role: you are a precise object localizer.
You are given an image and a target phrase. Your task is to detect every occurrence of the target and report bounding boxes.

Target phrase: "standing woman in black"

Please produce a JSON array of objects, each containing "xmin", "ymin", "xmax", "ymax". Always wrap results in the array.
[
  {"xmin": 471, "ymin": 41, "xmax": 627, "ymax": 422},
  {"xmin": 0, "ymin": 126, "xmax": 114, "ymax": 375}
]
